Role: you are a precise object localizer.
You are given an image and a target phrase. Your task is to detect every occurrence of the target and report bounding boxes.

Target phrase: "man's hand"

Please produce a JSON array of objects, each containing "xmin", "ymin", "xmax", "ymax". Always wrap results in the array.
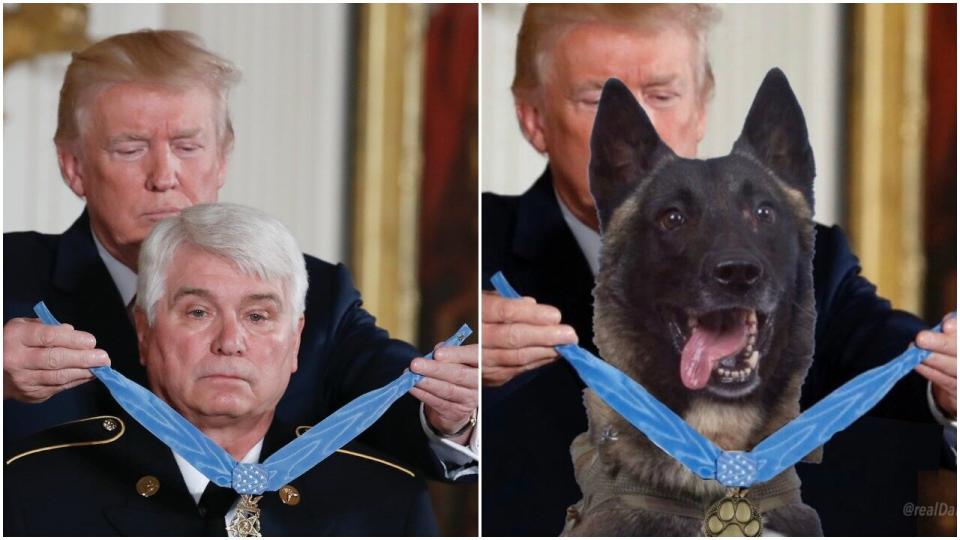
[
  {"xmin": 482, "ymin": 291, "xmax": 577, "ymax": 387},
  {"xmin": 914, "ymin": 314, "xmax": 957, "ymax": 418},
  {"xmin": 3, "ymin": 318, "xmax": 110, "ymax": 403},
  {"xmin": 410, "ymin": 343, "xmax": 478, "ymax": 444}
]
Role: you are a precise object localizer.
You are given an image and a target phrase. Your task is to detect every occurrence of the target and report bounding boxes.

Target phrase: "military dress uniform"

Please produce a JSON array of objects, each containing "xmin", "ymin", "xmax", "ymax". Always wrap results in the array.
[
  {"xmin": 5, "ymin": 211, "xmax": 476, "ymax": 481},
  {"xmin": 4, "ymin": 411, "xmax": 438, "ymax": 536}
]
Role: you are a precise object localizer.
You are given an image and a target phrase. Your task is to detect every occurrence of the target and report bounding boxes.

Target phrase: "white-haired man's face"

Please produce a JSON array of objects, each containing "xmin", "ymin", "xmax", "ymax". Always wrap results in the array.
[
  {"xmin": 58, "ymin": 82, "xmax": 228, "ymax": 269},
  {"xmin": 515, "ymin": 21, "xmax": 707, "ymax": 231},
  {"xmin": 135, "ymin": 244, "xmax": 303, "ymax": 433}
]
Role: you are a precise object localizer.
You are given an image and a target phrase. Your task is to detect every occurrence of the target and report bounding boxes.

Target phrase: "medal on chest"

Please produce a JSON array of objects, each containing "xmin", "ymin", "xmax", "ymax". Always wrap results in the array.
[
  {"xmin": 704, "ymin": 489, "xmax": 762, "ymax": 537},
  {"xmin": 226, "ymin": 494, "xmax": 263, "ymax": 537}
]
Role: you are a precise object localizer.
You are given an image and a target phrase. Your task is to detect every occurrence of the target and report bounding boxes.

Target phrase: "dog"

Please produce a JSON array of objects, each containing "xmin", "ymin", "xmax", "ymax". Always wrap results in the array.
[{"xmin": 561, "ymin": 69, "xmax": 823, "ymax": 536}]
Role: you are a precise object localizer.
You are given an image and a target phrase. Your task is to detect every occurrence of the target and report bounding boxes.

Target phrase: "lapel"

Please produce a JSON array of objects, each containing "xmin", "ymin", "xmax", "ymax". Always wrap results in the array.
[
  {"xmin": 101, "ymin": 413, "xmax": 205, "ymax": 535},
  {"xmin": 257, "ymin": 420, "xmax": 334, "ymax": 535},
  {"xmin": 500, "ymin": 169, "xmax": 597, "ymax": 397},
  {"xmin": 512, "ymin": 169, "xmax": 596, "ymax": 344},
  {"xmin": 50, "ymin": 211, "xmax": 145, "ymax": 387}
]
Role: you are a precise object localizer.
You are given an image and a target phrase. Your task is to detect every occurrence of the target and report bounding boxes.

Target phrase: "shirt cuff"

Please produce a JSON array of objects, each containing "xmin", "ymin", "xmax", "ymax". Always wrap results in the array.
[
  {"xmin": 927, "ymin": 380, "xmax": 957, "ymax": 426},
  {"xmin": 926, "ymin": 381, "xmax": 957, "ymax": 457},
  {"xmin": 419, "ymin": 403, "xmax": 479, "ymax": 480}
]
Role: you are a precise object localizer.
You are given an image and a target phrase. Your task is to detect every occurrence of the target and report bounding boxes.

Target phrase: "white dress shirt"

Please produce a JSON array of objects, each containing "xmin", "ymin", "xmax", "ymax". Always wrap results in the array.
[{"xmin": 174, "ymin": 440, "xmax": 263, "ymax": 535}]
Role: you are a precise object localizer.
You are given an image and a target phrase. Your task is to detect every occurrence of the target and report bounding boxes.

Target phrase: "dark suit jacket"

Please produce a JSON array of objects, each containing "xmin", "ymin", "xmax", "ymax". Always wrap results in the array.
[
  {"xmin": 3, "ymin": 412, "xmax": 438, "ymax": 535},
  {"xmin": 481, "ymin": 169, "xmax": 942, "ymax": 536},
  {"xmin": 4, "ymin": 211, "xmax": 456, "ymax": 481}
]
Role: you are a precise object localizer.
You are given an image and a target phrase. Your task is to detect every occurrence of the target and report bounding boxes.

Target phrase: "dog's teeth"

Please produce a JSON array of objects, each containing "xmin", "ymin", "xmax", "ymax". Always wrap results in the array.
[
  {"xmin": 748, "ymin": 310, "xmax": 757, "ymax": 326},
  {"xmin": 745, "ymin": 351, "xmax": 759, "ymax": 369},
  {"xmin": 687, "ymin": 315, "xmax": 698, "ymax": 330}
]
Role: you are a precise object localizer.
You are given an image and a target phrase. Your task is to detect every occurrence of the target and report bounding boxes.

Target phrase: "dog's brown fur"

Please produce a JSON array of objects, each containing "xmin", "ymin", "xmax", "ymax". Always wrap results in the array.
[{"xmin": 561, "ymin": 70, "xmax": 822, "ymax": 536}]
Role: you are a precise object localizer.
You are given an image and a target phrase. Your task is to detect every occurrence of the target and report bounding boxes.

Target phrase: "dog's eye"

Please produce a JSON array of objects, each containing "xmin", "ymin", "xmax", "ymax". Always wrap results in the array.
[
  {"xmin": 755, "ymin": 205, "xmax": 776, "ymax": 224},
  {"xmin": 658, "ymin": 209, "xmax": 687, "ymax": 231}
]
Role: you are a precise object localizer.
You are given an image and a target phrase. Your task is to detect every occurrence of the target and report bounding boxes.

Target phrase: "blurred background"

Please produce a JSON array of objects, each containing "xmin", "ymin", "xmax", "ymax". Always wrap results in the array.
[
  {"xmin": 4, "ymin": 3, "xmax": 477, "ymax": 535},
  {"xmin": 483, "ymin": 3, "xmax": 955, "ymax": 536}
]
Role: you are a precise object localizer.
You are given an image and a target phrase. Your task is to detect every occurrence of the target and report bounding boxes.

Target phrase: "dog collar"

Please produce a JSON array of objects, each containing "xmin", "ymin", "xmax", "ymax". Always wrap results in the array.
[
  {"xmin": 35, "ymin": 302, "xmax": 470, "ymax": 536},
  {"xmin": 491, "ymin": 272, "xmax": 948, "ymax": 488}
]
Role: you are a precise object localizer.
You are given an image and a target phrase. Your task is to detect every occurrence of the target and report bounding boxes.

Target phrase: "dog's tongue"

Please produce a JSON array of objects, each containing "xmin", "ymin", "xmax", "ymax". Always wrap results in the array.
[{"xmin": 680, "ymin": 314, "xmax": 749, "ymax": 390}]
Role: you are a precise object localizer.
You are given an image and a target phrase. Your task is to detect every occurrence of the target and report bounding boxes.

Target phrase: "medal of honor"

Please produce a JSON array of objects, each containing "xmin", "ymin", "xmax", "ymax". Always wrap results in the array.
[
  {"xmin": 704, "ymin": 489, "xmax": 762, "ymax": 537},
  {"xmin": 227, "ymin": 494, "xmax": 263, "ymax": 537},
  {"xmin": 33, "ymin": 303, "xmax": 473, "ymax": 538}
]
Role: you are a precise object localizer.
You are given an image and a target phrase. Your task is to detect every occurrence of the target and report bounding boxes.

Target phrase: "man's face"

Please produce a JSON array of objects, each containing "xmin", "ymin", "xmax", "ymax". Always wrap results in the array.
[
  {"xmin": 58, "ymin": 82, "xmax": 228, "ymax": 268},
  {"xmin": 517, "ymin": 22, "xmax": 707, "ymax": 230},
  {"xmin": 136, "ymin": 244, "xmax": 303, "ymax": 431}
]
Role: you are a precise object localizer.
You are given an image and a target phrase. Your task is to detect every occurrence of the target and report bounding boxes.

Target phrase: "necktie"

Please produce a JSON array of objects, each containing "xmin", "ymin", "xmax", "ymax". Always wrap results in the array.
[
  {"xmin": 125, "ymin": 295, "xmax": 137, "ymax": 325},
  {"xmin": 199, "ymin": 481, "xmax": 238, "ymax": 536}
]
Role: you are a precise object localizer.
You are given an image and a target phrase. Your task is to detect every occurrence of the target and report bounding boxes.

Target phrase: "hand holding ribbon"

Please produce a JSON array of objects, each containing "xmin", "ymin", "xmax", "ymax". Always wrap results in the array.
[
  {"xmin": 491, "ymin": 271, "xmax": 950, "ymax": 488},
  {"xmin": 34, "ymin": 301, "xmax": 471, "ymax": 495}
]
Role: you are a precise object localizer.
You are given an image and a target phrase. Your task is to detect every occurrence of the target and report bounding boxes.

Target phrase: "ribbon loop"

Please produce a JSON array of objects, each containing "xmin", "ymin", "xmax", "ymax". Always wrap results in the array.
[
  {"xmin": 716, "ymin": 451, "xmax": 757, "ymax": 487},
  {"xmin": 233, "ymin": 463, "xmax": 269, "ymax": 495}
]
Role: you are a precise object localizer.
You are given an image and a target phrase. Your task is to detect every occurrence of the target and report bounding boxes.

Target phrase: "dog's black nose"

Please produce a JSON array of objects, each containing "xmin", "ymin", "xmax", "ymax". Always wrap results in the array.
[{"xmin": 713, "ymin": 259, "xmax": 762, "ymax": 287}]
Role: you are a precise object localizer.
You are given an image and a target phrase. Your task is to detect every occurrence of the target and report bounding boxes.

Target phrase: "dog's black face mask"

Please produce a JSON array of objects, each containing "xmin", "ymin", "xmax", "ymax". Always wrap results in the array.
[{"xmin": 589, "ymin": 69, "xmax": 815, "ymax": 400}]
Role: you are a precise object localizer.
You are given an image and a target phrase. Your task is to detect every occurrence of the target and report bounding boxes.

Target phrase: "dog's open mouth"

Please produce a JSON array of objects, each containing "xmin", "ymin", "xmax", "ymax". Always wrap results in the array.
[{"xmin": 664, "ymin": 307, "xmax": 768, "ymax": 394}]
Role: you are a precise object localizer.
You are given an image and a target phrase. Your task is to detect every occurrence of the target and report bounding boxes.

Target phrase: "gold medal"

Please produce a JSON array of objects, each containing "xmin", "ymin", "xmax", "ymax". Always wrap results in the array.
[
  {"xmin": 226, "ymin": 494, "xmax": 263, "ymax": 537},
  {"xmin": 703, "ymin": 489, "xmax": 762, "ymax": 537}
]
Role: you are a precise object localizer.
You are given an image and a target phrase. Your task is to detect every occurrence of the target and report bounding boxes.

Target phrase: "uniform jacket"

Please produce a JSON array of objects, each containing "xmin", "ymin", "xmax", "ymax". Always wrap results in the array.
[
  {"xmin": 4, "ymin": 211, "xmax": 456, "ymax": 480},
  {"xmin": 4, "ymin": 412, "xmax": 438, "ymax": 536},
  {"xmin": 481, "ymin": 169, "xmax": 942, "ymax": 536}
]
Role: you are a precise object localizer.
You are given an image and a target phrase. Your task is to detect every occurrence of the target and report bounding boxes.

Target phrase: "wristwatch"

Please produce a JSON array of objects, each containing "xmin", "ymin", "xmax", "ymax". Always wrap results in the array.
[{"xmin": 440, "ymin": 408, "xmax": 477, "ymax": 438}]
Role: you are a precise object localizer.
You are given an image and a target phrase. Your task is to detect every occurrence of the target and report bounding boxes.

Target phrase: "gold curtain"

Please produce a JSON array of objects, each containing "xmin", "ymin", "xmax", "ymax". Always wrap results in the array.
[
  {"xmin": 847, "ymin": 4, "xmax": 927, "ymax": 313},
  {"xmin": 351, "ymin": 4, "xmax": 428, "ymax": 343}
]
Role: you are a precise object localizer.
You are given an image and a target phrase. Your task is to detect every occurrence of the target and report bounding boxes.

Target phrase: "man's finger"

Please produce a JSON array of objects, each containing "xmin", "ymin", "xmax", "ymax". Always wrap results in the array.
[
  {"xmin": 483, "ymin": 322, "xmax": 577, "ymax": 349},
  {"xmin": 483, "ymin": 346, "xmax": 558, "ymax": 368},
  {"xmin": 942, "ymin": 315, "xmax": 957, "ymax": 333},
  {"xmin": 24, "ymin": 323, "xmax": 97, "ymax": 350},
  {"xmin": 408, "ymin": 387, "xmax": 475, "ymax": 417},
  {"xmin": 411, "ymin": 359, "xmax": 477, "ymax": 388},
  {"xmin": 39, "ymin": 347, "xmax": 110, "ymax": 370},
  {"xmin": 917, "ymin": 329, "xmax": 957, "ymax": 356},
  {"xmin": 920, "ymin": 353, "xmax": 958, "ymax": 378},
  {"xmin": 482, "ymin": 294, "xmax": 562, "ymax": 325},
  {"xmin": 414, "ymin": 376, "xmax": 477, "ymax": 406},
  {"xmin": 915, "ymin": 363, "xmax": 958, "ymax": 391},
  {"xmin": 482, "ymin": 356, "xmax": 558, "ymax": 387},
  {"xmin": 38, "ymin": 368, "xmax": 97, "ymax": 387},
  {"xmin": 433, "ymin": 344, "xmax": 479, "ymax": 367}
]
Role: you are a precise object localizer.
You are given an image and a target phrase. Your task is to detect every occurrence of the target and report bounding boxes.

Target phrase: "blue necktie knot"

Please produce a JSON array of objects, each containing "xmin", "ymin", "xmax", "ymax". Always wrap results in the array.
[
  {"xmin": 232, "ymin": 463, "xmax": 268, "ymax": 494},
  {"xmin": 716, "ymin": 451, "xmax": 757, "ymax": 487}
]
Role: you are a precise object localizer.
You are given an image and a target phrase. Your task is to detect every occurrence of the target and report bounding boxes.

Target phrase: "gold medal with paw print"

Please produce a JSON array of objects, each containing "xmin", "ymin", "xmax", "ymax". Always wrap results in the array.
[{"xmin": 704, "ymin": 489, "xmax": 762, "ymax": 537}]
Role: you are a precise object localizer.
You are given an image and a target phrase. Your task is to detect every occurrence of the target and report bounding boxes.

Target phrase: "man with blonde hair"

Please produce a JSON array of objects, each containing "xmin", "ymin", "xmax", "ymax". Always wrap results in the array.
[
  {"xmin": 482, "ymin": 3, "xmax": 955, "ymax": 535},
  {"xmin": 5, "ymin": 30, "xmax": 479, "ymax": 489}
]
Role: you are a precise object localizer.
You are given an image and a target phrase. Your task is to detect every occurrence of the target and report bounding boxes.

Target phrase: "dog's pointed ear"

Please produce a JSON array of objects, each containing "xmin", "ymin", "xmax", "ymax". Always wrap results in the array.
[
  {"xmin": 590, "ymin": 78, "xmax": 674, "ymax": 231},
  {"xmin": 734, "ymin": 68, "xmax": 815, "ymax": 206}
]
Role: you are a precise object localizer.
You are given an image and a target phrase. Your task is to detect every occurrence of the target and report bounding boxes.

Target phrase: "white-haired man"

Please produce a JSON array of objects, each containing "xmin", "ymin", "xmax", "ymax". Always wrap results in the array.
[
  {"xmin": 481, "ymin": 4, "xmax": 955, "ymax": 535},
  {"xmin": 5, "ymin": 30, "xmax": 478, "ymax": 483},
  {"xmin": 5, "ymin": 203, "xmax": 440, "ymax": 535}
]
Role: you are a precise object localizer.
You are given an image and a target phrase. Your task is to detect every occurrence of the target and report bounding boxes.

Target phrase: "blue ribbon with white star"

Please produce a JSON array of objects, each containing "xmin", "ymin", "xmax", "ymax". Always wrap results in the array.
[
  {"xmin": 34, "ymin": 301, "xmax": 471, "ymax": 494},
  {"xmin": 491, "ymin": 271, "xmax": 948, "ymax": 487}
]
